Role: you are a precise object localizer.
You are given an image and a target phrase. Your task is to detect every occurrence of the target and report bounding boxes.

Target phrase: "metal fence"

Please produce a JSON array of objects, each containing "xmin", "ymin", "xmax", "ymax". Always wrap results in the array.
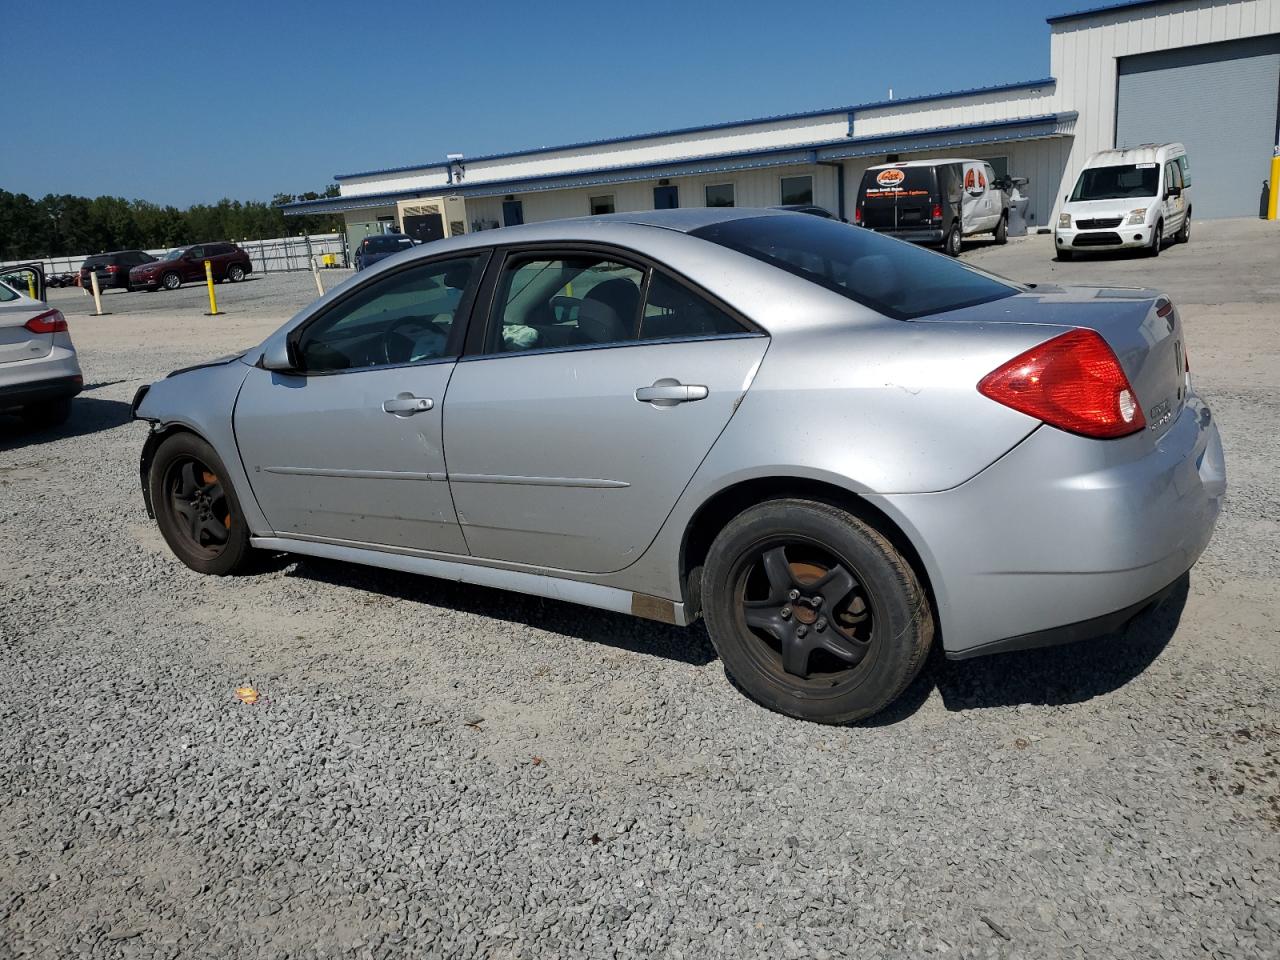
[{"xmin": 1, "ymin": 233, "xmax": 348, "ymax": 277}]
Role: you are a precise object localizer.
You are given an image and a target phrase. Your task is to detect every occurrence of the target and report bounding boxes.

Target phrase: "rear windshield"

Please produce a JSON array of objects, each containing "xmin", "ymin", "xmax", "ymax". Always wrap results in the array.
[
  {"xmin": 363, "ymin": 236, "xmax": 411, "ymax": 253},
  {"xmin": 859, "ymin": 166, "xmax": 937, "ymax": 202},
  {"xmin": 83, "ymin": 255, "xmax": 109, "ymax": 268},
  {"xmin": 691, "ymin": 215, "xmax": 1018, "ymax": 321},
  {"xmin": 1071, "ymin": 164, "xmax": 1160, "ymax": 201}
]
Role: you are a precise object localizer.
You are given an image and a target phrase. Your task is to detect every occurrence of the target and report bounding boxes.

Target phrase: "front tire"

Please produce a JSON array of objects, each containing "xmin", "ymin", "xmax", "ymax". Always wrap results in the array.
[
  {"xmin": 702, "ymin": 499, "xmax": 934, "ymax": 725},
  {"xmin": 162, "ymin": 271, "xmax": 181, "ymax": 290},
  {"xmin": 944, "ymin": 226, "xmax": 962, "ymax": 257},
  {"xmin": 1177, "ymin": 212, "xmax": 1191, "ymax": 244},
  {"xmin": 149, "ymin": 432, "xmax": 254, "ymax": 575},
  {"xmin": 1146, "ymin": 221, "xmax": 1163, "ymax": 257},
  {"xmin": 994, "ymin": 213, "xmax": 1008, "ymax": 245}
]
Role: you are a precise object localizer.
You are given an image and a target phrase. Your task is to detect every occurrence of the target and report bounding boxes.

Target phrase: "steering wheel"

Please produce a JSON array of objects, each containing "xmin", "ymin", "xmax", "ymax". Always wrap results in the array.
[{"xmin": 383, "ymin": 314, "xmax": 449, "ymax": 365}]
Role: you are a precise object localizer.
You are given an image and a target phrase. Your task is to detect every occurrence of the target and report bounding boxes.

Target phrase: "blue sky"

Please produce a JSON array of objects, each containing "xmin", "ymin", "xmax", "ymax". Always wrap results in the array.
[{"xmin": 2, "ymin": 0, "xmax": 1077, "ymax": 206}]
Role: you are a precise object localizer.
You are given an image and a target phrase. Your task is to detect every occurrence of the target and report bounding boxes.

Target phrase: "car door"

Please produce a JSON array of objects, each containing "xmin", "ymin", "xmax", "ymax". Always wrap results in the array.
[
  {"xmin": 442, "ymin": 246, "xmax": 768, "ymax": 574},
  {"xmin": 1163, "ymin": 161, "xmax": 1185, "ymax": 235},
  {"xmin": 982, "ymin": 163, "xmax": 1003, "ymax": 226},
  {"xmin": 182, "ymin": 246, "xmax": 205, "ymax": 282},
  {"xmin": 233, "ymin": 251, "xmax": 489, "ymax": 553}
]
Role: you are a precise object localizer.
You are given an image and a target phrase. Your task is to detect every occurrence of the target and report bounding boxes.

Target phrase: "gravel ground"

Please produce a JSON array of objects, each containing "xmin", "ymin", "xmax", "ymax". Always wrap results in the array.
[{"xmin": 2, "ymin": 222, "xmax": 1278, "ymax": 959}]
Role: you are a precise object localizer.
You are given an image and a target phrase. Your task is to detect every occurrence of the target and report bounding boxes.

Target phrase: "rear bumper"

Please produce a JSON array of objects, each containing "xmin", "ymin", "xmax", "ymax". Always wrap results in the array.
[
  {"xmin": 872, "ymin": 227, "xmax": 946, "ymax": 244},
  {"xmin": 0, "ymin": 373, "xmax": 83, "ymax": 409},
  {"xmin": 873, "ymin": 393, "xmax": 1224, "ymax": 657}
]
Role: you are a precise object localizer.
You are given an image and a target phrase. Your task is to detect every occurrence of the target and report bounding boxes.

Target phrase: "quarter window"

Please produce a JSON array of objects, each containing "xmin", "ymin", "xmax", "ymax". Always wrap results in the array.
[
  {"xmin": 297, "ymin": 255, "xmax": 484, "ymax": 373},
  {"xmin": 640, "ymin": 272, "xmax": 745, "ymax": 340},
  {"xmin": 705, "ymin": 183, "xmax": 735, "ymax": 207},
  {"xmin": 589, "ymin": 195, "xmax": 616, "ymax": 215},
  {"xmin": 780, "ymin": 175, "xmax": 814, "ymax": 205}
]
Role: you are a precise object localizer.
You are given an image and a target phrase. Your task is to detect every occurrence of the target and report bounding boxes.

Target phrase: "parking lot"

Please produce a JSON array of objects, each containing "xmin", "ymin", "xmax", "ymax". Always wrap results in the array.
[{"xmin": 2, "ymin": 220, "xmax": 1277, "ymax": 959}]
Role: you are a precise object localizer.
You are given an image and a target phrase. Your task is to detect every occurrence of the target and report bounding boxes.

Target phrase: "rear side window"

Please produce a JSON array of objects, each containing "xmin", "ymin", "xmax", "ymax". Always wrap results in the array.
[
  {"xmin": 859, "ymin": 166, "xmax": 937, "ymax": 203},
  {"xmin": 491, "ymin": 255, "xmax": 644, "ymax": 353},
  {"xmin": 640, "ymin": 272, "xmax": 745, "ymax": 340},
  {"xmin": 691, "ymin": 215, "xmax": 1018, "ymax": 320}
]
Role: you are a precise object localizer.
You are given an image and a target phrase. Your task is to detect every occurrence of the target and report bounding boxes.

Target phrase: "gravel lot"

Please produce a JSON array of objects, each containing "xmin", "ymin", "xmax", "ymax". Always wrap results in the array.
[{"xmin": 2, "ymin": 220, "xmax": 1278, "ymax": 959}]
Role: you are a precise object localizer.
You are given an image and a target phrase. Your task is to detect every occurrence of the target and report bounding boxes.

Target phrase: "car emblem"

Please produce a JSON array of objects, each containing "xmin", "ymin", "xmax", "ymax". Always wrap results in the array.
[
  {"xmin": 876, "ymin": 168, "xmax": 906, "ymax": 187},
  {"xmin": 1149, "ymin": 398, "xmax": 1173, "ymax": 429}
]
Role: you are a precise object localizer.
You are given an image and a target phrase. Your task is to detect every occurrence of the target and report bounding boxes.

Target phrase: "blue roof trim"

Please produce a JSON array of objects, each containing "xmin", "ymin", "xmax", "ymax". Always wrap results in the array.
[
  {"xmin": 1048, "ymin": 0, "xmax": 1178, "ymax": 25},
  {"xmin": 286, "ymin": 113, "xmax": 1074, "ymax": 215},
  {"xmin": 333, "ymin": 77, "xmax": 1056, "ymax": 182}
]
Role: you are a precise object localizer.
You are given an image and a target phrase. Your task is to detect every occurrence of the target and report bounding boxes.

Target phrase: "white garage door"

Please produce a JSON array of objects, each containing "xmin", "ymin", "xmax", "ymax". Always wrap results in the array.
[{"xmin": 1116, "ymin": 35, "xmax": 1280, "ymax": 220}]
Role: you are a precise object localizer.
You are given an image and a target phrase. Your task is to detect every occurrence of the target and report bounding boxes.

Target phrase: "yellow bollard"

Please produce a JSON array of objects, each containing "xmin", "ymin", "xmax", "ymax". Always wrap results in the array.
[
  {"xmin": 26, "ymin": 274, "xmax": 36, "ymax": 299},
  {"xmin": 203, "ymin": 260, "xmax": 223, "ymax": 316},
  {"xmin": 1269, "ymin": 152, "xmax": 1280, "ymax": 221}
]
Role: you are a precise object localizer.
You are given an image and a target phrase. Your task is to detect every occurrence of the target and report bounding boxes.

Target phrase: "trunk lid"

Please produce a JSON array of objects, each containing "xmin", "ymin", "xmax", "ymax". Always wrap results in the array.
[
  {"xmin": 915, "ymin": 285, "xmax": 1188, "ymax": 439},
  {"xmin": 0, "ymin": 298, "xmax": 53, "ymax": 364}
]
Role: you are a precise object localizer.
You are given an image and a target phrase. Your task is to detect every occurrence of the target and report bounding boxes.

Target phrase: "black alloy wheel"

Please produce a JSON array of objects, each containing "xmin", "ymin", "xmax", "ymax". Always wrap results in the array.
[
  {"xmin": 703, "ymin": 499, "xmax": 933, "ymax": 724},
  {"xmin": 149, "ymin": 432, "xmax": 253, "ymax": 575}
]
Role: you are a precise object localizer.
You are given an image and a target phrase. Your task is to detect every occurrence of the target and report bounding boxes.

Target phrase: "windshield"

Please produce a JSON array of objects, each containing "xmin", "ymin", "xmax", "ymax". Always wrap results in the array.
[
  {"xmin": 163, "ymin": 248, "xmax": 185, "ymax": 260},
  {"xmin": 1071, "ymin": 164, "xmax": 1159, "ymax": 201},
  {"xmin": 363, "ymin": 236, "xmax": 411, "ymax": 253},
  {"xmin": 691, "ymin": 215, "xmax": 1018, "ymax": 321}
]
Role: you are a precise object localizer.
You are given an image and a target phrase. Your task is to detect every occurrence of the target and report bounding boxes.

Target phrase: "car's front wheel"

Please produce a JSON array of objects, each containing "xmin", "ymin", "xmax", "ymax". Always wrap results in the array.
[
  {"xmin": 702, "ymin": 499, "xmax": 934, "ymax": 724},
  {"xmin": 994, "ymin": 213, "xmax": 1008, "ymax": 244},
  {"xmin": 149, "ymin": 432, "xmax": 254, "ymax": 575},
  {"xmin": 162, "ymin": 271, "xmax": 181, "ymax": 290}
]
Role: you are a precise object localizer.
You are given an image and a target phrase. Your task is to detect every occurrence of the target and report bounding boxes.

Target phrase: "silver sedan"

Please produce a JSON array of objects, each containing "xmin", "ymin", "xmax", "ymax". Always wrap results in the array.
[{"xmin": 132, "ymin": 209, "xmax": 1224, "ymax": 724}]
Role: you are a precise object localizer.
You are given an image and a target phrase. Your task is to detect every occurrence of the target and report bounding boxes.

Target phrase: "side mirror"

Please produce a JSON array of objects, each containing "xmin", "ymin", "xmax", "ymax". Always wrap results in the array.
[{"xmin": 261, "ymin": 335, "xmax": 301, "ymax": 373}]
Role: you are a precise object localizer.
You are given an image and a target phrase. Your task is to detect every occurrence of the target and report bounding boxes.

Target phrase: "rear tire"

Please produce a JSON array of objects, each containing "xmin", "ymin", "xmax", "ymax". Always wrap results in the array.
[
  {"xmin": 994, "ymin": 214, "xmax": 1008, "ymax": 245},
  {"xmin": 19, "ymin": 399, "xmax": 71, "ymax": 429},
  {"xmin": 149, "ymin": 432, "xmax": 254, "ymax": 576},
  {"xmin": 702, "ymin": 499, "xmax": 934, "ymax": 725},
  {"xmin": 944, "ymin": 226, "xmax": 962, "ymax": 257},
  {"xmin": 227, "ymin": 264, "xmax": 246, "ymax": 282}
]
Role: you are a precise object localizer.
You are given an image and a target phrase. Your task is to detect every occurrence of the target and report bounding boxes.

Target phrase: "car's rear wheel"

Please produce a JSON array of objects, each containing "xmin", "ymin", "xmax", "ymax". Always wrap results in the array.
[
  {"xmin": 162, "ymin": 271, "xmax": 181, "ymax": 290},
  {"xmin": 994, "ymin": 213, "xmax": 1008, "ymax": 245},
  {"xmin": 944, "ymin": 226, "xmax": 962, "ymax": 257},
  {"xmin": 19, "ymin": 399, "xmax": 71, "ymax": 429},
  {"xmin": 227, "ymin": 264, "xmax": 246, "ymax": 282},
  {"xmin": 702, "ymin": 499, "xmax": 934, "ymax": 724},
  {"xmin": 149, "ymin": 432, "xmax": 253, "ymax": 575}
]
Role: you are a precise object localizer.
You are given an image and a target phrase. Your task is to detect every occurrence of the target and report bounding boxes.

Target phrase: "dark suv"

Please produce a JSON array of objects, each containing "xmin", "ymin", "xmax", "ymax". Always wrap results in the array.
[
  {"xmin": 80, "ymin": 250, "xmax": 157, "ymax": 291},
  {"xmin": 129, "ymin": 242, "xmax": 253, "ymax": 291}
]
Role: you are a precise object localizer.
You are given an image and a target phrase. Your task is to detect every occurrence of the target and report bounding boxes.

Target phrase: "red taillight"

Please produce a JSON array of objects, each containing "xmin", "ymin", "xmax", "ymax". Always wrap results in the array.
[
  {"xmin": 106, "ymin": 264, "xmax": 119, "ymax": 273},
  {"xmin": 978, "ymin": 329, "xmax": 1146, "ymax": 439},
  {"xmin": 931, "ymin": 203, "xmax": 942, "ymax": 220},
  {"xmin": 854, "ymin": 206, "xmax": 862, "ymax": 224},
  {"xmin": 24, "ymin": 309, "xmax": 69, "ymax": 334}
]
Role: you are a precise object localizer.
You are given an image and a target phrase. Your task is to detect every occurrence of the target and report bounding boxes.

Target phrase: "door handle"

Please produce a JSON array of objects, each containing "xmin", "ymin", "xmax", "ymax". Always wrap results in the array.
[
  {"xmin": 634, "ymin": 379, "xmax": 709, "ymax": 407},
  {"xmin": 382, "ymin": 395, "xmax": 434, "ymax": 416}
]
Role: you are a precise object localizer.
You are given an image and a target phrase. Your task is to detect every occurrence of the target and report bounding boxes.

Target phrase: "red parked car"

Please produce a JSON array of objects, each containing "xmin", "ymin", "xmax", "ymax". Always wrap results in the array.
[{"xmin": 129, "ymin": 242, "xmax": 253, "ymax": 292}]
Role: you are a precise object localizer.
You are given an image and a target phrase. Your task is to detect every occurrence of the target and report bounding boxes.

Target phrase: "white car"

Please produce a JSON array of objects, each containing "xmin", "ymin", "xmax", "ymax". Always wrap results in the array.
[
  {"xmin": 1055, "ymin": 143, "xmax": 1191, "ymax": 259},
  {"xmin": 0, "ymin": 266, "xmax": 82, "ymax": 428}
]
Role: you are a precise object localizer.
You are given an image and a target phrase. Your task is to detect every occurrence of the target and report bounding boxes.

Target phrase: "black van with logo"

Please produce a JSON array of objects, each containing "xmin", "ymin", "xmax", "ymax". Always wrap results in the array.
[{"xmin": 855, "ymin": 160, "xmax": 1009, "ymax": 256}]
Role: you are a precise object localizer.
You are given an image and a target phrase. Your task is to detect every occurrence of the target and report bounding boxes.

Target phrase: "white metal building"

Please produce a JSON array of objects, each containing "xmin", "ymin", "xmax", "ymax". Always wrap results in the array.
[{"xmin": 283, "ymin": 0, "xmax": 1280, "ymax": 244}]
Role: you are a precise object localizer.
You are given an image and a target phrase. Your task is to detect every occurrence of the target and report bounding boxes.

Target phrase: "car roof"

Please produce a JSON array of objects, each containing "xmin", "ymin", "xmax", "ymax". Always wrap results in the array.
[
  {"xmin": 1085, "ymin": 143, "xmax": 1185, "ymax": 167},
  {"xmin": 563, "ymin": 207, "xmax": 791, "ymax": 233}
]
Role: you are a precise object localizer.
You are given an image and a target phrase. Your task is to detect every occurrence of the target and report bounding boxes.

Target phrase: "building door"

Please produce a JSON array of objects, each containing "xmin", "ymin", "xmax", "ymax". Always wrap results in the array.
[
  {"xmin": 653, "ymin": 185, "xmax": 679, "ymax": 209},
  {"xmin": 502, "ymin": 200, "xmax": 524, "ymax": 226},
  {"xmin": 1116, "ymin": 35, "xmax": 1280, "ymax": 219}
]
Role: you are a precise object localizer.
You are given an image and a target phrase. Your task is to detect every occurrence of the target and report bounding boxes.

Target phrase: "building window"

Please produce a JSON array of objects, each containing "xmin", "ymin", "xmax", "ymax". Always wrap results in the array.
[
  {"xmin": 780, "ymin": 175, "xmax": 813, "ymax": 205},
  {"xmin": 705, "ymin": 183, "xmax": 735, "ymax": 207},
  {"xmin": 590, "ymin": 195, "xmax": 615, "ymax": 215}
]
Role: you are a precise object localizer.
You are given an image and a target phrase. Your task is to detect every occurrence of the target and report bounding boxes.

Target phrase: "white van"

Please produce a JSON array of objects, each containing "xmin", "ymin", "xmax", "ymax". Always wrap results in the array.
[{"xmin": 1054, "ymin": 143, "xmax": 1190, "ymax": 259}]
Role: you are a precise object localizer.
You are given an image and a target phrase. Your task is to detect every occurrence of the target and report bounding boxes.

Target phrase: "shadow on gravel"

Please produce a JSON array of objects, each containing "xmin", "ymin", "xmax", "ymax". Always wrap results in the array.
[
  {"xmin": 867, "ymin": 574, "xmax": 1189, "ymax": 724},
  {"xmin": 286, "ymin": 556, "xmax": 717, "ymax": 666},
  {"xmin": 0, "ymin": 397, "xmax": 133, "ymax": 451}
]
